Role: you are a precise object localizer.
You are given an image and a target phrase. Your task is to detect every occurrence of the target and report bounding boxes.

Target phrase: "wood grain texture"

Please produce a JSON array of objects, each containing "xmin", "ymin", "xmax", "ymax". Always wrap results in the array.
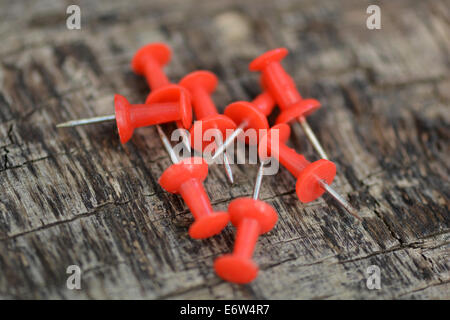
[{"xmin": 0, "ymin": 0, "xmax": 448, "ymax": 299}]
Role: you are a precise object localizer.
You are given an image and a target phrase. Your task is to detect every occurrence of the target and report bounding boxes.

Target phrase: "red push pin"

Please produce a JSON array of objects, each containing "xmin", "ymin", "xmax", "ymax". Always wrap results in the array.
[
  {"xmin": 132, "ymin": 42, "xmax": 193, "ymax": 149},
  {"xmin": 214, "ymin": 161, "xmax": 277, "ymax": 284},
  {"xmin": 250, "ymin": 48, "xmax": 328, "ymax": 160},
  {"xmin": 131, "ymin": 42, "xmax": 171, "ymax": 90},
  {"xmin": 56, "ymin": 92, "xmax": 190, "ymax": 144},
  {"xmin": 179, "ymin": 71, "xmax": 236, "ymax": 183},
  {"xmin": 131, "ymin": 43, "xmax": 192, "ymax": 114},
  {"xmin": 57, "ymin": 43, "xmax": 192, "ymax": 144},
  {"xmin": 157, "ymin": 125, "xmax": 229, "ymax": 239},
  {"xmin": 259, "ymin": 123, "xmax": 361, "ymax": 220}
]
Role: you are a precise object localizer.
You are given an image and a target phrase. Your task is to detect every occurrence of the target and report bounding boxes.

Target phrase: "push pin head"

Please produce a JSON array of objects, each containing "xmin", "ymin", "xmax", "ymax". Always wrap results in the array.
[
  {"xmin": 229, "ymin": 199, "xmax": 277, "ymax": 233},
  {"xmin": 249, "ymin": 48, "xmax": 288, "ymax": 71},
  {"xmin": 179, "ymin": 71, "xmax": 217, "ymax": 102},
  {"xmin": 190, "ymin": 115, "xmax": 237, "ymax": 150},
  {"xmin": 274, "ymin": 98, "xmax": 321, "ymax": 125},
  {"xmin": 214, "ymin": 198, "xmax": 277, "ymax": 284},
  {"xmin": 131, "ymin": 43, "xmax": 171, "ymax": 90},
  {"xmin": 253, "ymin": 51, "xmax": 320, "ymax": 122},
  {"xmin": 159, "ymin": 157, "xmax": 209, "ymax": 192},
  {"xmin": 114, "ymin": 94, "xmax": 135, "ymax": 144},
  {"xmin": 145, "ymin": 85, "xmax": 193, "ymax": 129},
  {"xmin": 131, "ymin": 43, "xmax": 171, "ymax": 74}
]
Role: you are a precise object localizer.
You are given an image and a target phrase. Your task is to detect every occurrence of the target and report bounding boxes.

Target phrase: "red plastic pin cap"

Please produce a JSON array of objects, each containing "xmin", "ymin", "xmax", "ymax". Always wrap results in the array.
[
  {"xmin": 249, "ymin": 48, "xmax": 321, "ymax": 124},
  {"xmin": 251, "ymin": 91, "xmax": 275, "ymax": 116},
  {"xmin": 258, "ymin": 124, "xmax": 336, "ymax": 202},
  {"xmin": 224, "ymin": 101, "xmax": 269, "ymax": 144},
  {"xmin": 214, "ymin": 198, "xmax": 277, "ymax": 284},
  {"xmin": 180, "ymin": 71, "xmax": 237, "ymax": 151},
  {"xmin": 159, "ymin": 157, "xmax": 229, "ymax": 239},
  {"xmin": 145, "ymin": 85, "xmax": 192, "ymax": 129},
  {"xmin": 114, "ymin": 94, "xmax": 186, "ymax": 144},
  {"xmin": 131, "ymin": 43, "xmax": 171, "ymax": 90}
]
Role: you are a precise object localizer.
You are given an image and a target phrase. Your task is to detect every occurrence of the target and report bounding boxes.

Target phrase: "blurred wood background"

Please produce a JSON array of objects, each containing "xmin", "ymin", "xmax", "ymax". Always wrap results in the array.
[{"xmin": 0, "ymin": 0, "xmax": 448, "ymax": 299}]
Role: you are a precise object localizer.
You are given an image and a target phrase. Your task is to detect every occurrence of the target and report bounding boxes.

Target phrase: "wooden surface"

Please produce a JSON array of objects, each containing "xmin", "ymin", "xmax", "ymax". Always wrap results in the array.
[{"xmin": 0, "ymin": 0, "xmax": 449, "ymax": 299}]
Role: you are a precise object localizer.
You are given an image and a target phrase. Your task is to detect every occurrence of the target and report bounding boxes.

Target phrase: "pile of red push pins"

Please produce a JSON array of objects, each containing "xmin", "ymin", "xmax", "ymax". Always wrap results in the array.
[{"xmin": 58, "ymin": 43, "xmax": 361, "ymax": 284}]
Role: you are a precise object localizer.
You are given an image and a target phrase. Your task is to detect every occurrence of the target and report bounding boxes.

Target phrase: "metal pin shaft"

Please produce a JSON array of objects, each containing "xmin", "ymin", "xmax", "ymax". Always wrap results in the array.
[
  {"xmin": 156, "ymin": 125, "xmax": 179, "ymax": 164},
  {"xmin": 318, "ymin": 180, "xmax": 362, "ymax": 221},
  {"xmin": 179, "ymin": 128, "xmax": 192, "ymax": 153},
  {"xmin": 211, "ymin": 121, "xmax": 248, "ymax": 161},
  {"xmin": 56, "ymin": 114, "xmax": 116, "ymax": 128},
  {"xmin": 297, "ymin": 117, "xmax": 328, "ymax": 160},
  {"xmin": 252, "ymin": 160, "xmax": 266, "ymax": 200},
  {"xmin": 222, "ymin": 150, "xmax": 234, "ymax": 184}
]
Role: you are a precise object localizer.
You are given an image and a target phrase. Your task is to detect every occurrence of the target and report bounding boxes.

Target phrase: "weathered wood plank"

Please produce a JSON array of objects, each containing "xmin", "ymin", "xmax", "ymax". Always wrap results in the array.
[{"xmin": 0, "ymin": 0, "xmax": 448, "ymax": 299}]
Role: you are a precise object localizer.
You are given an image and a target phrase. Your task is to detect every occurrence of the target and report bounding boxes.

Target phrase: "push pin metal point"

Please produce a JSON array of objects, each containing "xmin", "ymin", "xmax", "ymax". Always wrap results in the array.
[
  {"xmin": 157, "ymin": 124, "xmax": 191, "ymax": 164},
  {"xmin": 131, "ymin": 42, "xmax": 171, "ymax": 90},
  {"xmin": 156, "ymin": 125, "xmax": 180, "ymax": 164},
  {"xmin": 252, "ymin": 159, "xmax": 267, "ymax": 200},
  {"xmin": 249, "ymin": 48, "xmax": 329, "ymax": 160},
  {"xmin": 180, "ymin": 71, "xmax": 236, "ymax": 184},
  {"xmin": 56, "ymin": 114, "xmax": 116, "ymax": 128},
  {"xmin": 214, "ymin": 159, "xmax": 278, "ymax": 284},
  {"xmin": 259, "ymin": 124, "xmax": 361, "ymax": 221},
  {"xmin": 157, "ymin": 125, "xmax": 230, "ymax": 239},
  {"xmin": 56, "ymin": 93, "xmax": 191, "ymax": 144}
]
